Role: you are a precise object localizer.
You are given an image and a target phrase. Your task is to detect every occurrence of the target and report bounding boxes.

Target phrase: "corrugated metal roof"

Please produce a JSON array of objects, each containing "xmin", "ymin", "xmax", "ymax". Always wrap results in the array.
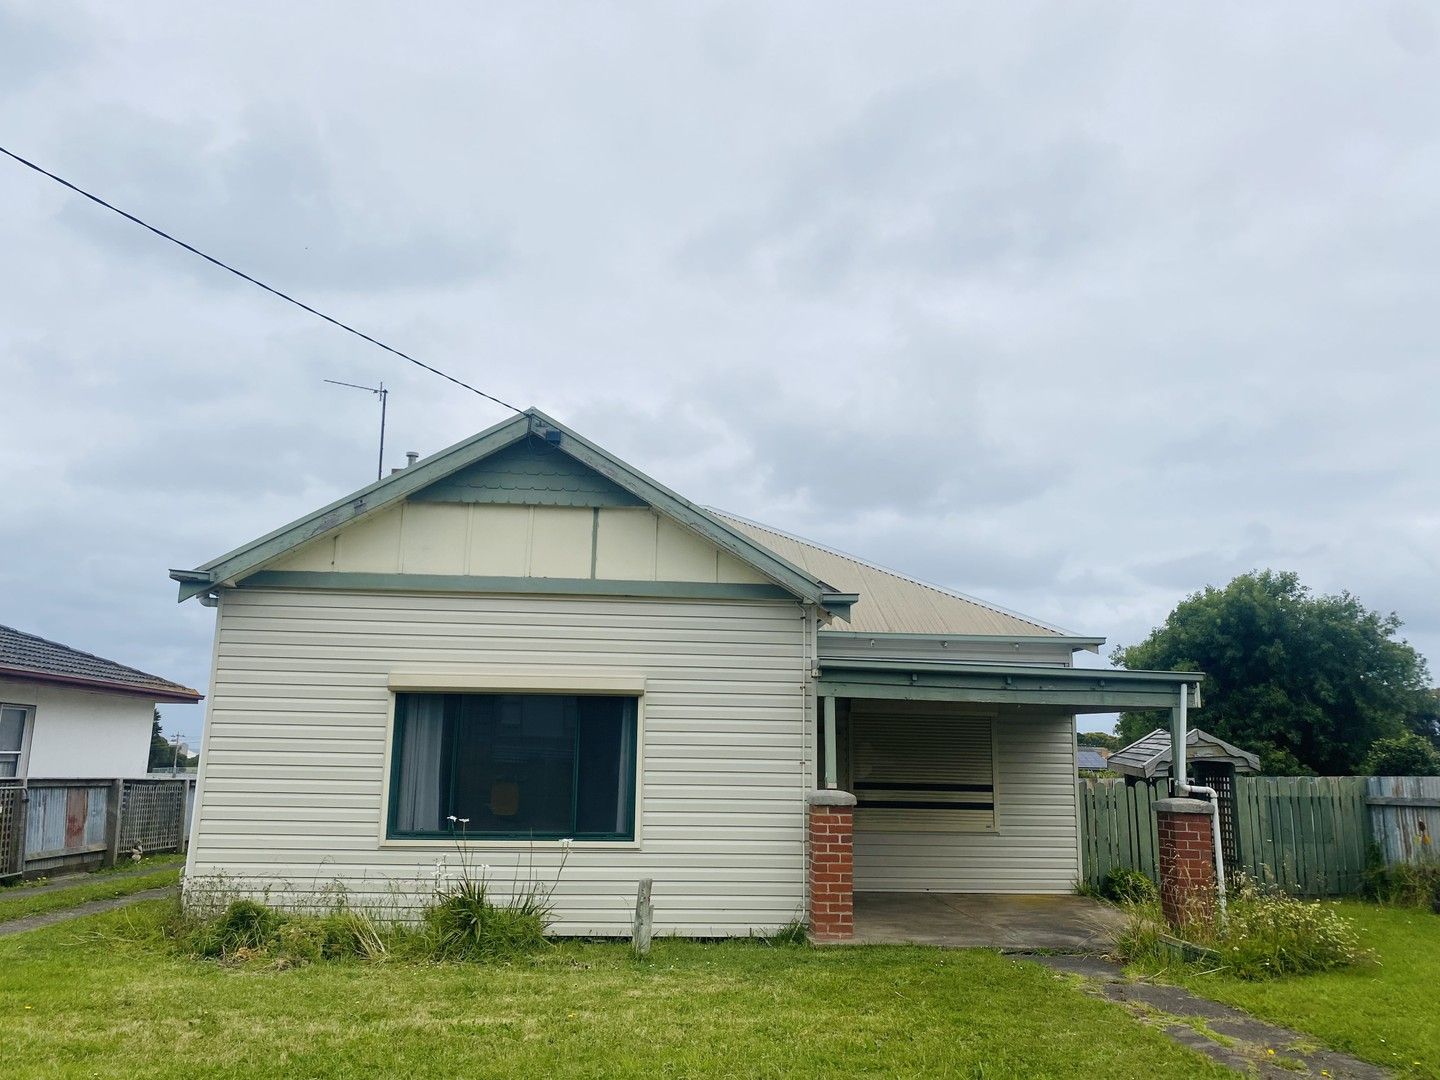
[
  {"xmin": 0, "ymin": 624, "xmax": 202, "ymax": 702},
  {"xmin": 712, "ymin": 512, "xmax": 1074, "ymax": 638}
]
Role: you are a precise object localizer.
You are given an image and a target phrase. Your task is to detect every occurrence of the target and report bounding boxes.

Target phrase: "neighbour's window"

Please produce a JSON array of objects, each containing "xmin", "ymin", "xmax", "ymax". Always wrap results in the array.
[
  {"xmin": 0, "ymin": 704, "xmax": 31, "ymax": 778},
  {"xmin": 388, "ymin": 692, "xmax": 637, "ymax": 840}
]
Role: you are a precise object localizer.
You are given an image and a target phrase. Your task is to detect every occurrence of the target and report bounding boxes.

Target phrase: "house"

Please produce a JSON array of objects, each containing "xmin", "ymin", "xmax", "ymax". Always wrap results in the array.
[
  {"xmin": 0, "ymin": 624, "xmax": 203, "ymax": 778},
  {"xmin": 1076, "ymin": 746, "xmax": 1111, "ymax": 773},
  {"xmin": 171, "ymin": 409, "xmax": 1201, "ymax": 938}
]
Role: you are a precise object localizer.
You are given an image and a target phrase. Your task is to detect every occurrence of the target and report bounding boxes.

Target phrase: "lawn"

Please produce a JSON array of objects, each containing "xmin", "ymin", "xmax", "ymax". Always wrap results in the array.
[
  {"xmin": 1176, "ymin": 902, "xmax": 1440, "ymax": 1078},
  {"xmin": 0, "ymin": 900, "xmax": 1233, "ymax": 1079},
  {"xmin": 0, "ymin": 864, "xmax": 182, "ymax": 923}
]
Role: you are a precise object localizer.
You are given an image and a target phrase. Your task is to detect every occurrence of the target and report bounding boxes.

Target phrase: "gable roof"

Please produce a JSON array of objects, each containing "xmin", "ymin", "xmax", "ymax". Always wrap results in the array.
[
  {"xmin": 0, "ymin": 624, "xmax": 203, "ymax": 703},
  {"xmin": 170, "ymin": 409, "xmax": 857, "ymax": 617},
  {"xmin": 1108, "ymin": 727, "xmax": 1261, "ymax": 779},
  {"xmin": 712, "ymin": 512, "xmax": 1079, "ymax": 639}
]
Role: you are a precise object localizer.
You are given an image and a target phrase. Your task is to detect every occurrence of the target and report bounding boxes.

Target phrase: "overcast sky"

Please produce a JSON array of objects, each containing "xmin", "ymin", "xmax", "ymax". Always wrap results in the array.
[{"xmin": 3, "ymin": 2, "xmax": 1437, "ymax": 742}]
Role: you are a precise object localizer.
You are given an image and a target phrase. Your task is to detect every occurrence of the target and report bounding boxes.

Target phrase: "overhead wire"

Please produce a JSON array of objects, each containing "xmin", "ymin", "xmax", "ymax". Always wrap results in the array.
[{"xmin": 0, "ymin": 144, "xmax": 523, "ymax": 415}]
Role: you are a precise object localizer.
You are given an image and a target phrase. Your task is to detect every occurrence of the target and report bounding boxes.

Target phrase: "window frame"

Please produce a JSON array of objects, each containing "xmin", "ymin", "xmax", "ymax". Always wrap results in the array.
[
  {"xmin": 0, "ymin": 702, "xmax": 35, "ymax": 779},
  {"xmin": 378, "ymin": 673, "xmax": 645, "ymax": 849}
]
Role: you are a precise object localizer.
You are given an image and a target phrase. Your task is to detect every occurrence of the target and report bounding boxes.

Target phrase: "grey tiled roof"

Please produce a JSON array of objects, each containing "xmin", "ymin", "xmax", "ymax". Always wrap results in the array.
[
  {"xmin": 1109, "ymin": 727, "xmax": 1260, "ymax": 779},
  {"xmin": 0, "ymin": 624, "xmax": 202, "ymax": 701}
]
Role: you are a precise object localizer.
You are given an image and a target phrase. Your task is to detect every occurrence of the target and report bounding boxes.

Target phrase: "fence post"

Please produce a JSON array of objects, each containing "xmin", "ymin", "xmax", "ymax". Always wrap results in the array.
[
  {"xmin": 103, "ymin": 779, "xmax": 124, "ymax": 868},
  {"xmin": 14, "ymin": 780, "xmax": 30, "ymax": 876}
]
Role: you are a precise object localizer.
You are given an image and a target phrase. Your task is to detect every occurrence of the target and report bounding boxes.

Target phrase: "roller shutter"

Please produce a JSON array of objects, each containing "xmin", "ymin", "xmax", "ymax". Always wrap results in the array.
[{"xmin": 849, "ymin": 703, "xmax": 996, "ymax": 832}]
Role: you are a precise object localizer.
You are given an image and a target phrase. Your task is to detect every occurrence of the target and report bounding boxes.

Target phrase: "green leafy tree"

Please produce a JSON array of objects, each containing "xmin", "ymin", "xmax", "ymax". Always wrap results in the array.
[
  {"xmin": 1077, "ymin": 731, "xmax": 1122, "ymax": 751},
  {"xmin": 1113, "ymin": 571, "xmax": 1432, "ymax": 775},
  {"xmin": 1363, "ymin": 733, "xmax": 1440, "ymax": 776}
]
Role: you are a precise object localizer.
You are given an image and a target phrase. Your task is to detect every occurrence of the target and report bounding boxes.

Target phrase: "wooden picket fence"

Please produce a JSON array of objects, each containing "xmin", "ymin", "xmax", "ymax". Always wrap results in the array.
[{"xmin": 1079, "ymin": 776, "xmax": 1372, "ymax": 896}]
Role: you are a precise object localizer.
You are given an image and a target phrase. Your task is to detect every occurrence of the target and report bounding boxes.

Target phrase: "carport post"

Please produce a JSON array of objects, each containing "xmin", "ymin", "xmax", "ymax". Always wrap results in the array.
[{"xmin": 822, "ymin": 696, "xmax": 838, "ymax": 789}]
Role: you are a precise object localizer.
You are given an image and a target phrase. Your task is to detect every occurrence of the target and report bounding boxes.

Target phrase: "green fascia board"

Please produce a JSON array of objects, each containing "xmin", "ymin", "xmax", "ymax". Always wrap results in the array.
[
  {"xmin": 169, "ymin": 411, "xmax": 532, "ymax": 600},
  {"xmin": 169, "ymin": 408, "xmax": 848, "ymax": 614},
  {"xmin": 528, "ymin": 411, "xmax": 852, "ymax": 614},
  {"xmin": 818, "ymin": 660, "xmax": 1202, "ymax": 713},
  {"xmin": 237, "ymin": 571, "xmax": 797, "ymax": 603},
  {"xmin": 819, "ymin": 630, "xmax": 1108, "ymax": 651}
]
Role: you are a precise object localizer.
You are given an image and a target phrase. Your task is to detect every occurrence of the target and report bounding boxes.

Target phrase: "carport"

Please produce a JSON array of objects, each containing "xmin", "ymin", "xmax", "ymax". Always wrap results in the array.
[{"xmin": 807, "ymin": 659, "xmax": 1202, "ymax": 941}]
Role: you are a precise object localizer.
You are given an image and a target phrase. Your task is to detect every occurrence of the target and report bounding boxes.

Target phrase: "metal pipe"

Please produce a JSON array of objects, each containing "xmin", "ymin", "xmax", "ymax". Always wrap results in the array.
[{"xmin": 1181, "ymin": 780, "xmax": 1228, "ymax": 919}]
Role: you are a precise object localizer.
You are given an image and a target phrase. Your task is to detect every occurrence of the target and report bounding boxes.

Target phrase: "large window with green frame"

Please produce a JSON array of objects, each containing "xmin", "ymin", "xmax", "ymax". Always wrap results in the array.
[{"xmin": 387, "ymin": 692, "xmax": 638, "ymax": 840}]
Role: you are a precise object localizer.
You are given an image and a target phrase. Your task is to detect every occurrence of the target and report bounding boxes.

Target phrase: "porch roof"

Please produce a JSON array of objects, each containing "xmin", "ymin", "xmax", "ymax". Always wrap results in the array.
[{"xmin": 817, "ymin": 659, "xmax": 1201, "ymax": 714}]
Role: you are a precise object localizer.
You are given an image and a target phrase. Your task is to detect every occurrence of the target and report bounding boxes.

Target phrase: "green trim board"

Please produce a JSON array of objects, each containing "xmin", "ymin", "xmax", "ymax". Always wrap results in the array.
[
  {"xmin": 819, "ymin": 630, "xmax": 1107, "ymax": 652},
  {"xmin": 818, "ymin": 660, "xmax": 1202, "ymax": 714},
  {"xmin": 170, "ymin": 409, "xmax": 853, "ymax": 615},
  {"xmin": 236, "ymin": 571, "xmax": 800, "ymax": 603}
]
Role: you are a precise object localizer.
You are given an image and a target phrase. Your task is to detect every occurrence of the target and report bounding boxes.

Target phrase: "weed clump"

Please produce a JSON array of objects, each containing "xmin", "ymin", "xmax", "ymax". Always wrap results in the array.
[
  {"xmin": 1100, "ymin": 868, "xmax": 1158, "ymax": 905},
  {"xmin": 1114, "ymin": 876, "xmax": 1367, "ymax": 980}
]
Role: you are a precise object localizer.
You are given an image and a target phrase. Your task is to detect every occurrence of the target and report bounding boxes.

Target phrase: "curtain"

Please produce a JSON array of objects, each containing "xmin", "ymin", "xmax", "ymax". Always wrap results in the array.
[
  {"xmin": 611, "ymin": 699, "xmax": 636, "ymax": 834},
  {"xmin": 396, "ymin": 695, "xmax": 445, "ymax": 832}
]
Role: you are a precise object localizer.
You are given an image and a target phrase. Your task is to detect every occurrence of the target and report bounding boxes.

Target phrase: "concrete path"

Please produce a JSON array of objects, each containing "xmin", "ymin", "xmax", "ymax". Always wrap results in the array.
[
  {"xmin": 848, "ymin": 892, "xmax": 1127, "ymax": 950},
  {"xmin": 1020, "ymin": 953, "xmax": 1390, "ymax": 1079},
  {"xmin": 0, "ymin": 886, "xmax": 176, "ymax": 938}
]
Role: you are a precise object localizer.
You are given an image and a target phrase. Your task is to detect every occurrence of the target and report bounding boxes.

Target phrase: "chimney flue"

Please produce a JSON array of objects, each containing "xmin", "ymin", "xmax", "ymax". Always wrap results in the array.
[{"xmin": 405, "ymin": 451, "xmax": 419, "ymax": 468}]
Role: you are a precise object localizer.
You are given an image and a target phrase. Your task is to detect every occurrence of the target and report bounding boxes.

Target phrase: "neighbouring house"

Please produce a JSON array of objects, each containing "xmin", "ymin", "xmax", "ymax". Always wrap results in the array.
[
  {"xmin": 171, "ymin": 409, "xmax": 1202, "ymax": 938},
  {"xmin": 0, "ymin": 624, "xmax": 203, "ymax": 779},
  {"xmin": 1076, "ymin": 746, "xmax": 1111, "ymax": 773}
]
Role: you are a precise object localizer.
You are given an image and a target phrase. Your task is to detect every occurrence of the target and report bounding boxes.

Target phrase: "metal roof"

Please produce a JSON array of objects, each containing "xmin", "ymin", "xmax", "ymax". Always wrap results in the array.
[
  {"xmin": 0, "ymin": 624, "xmax": 203, "ymax": 703},
  {"xmin": 1108, "ymin": 727, "xmax": 1261, "ymax": 779},
  {"xmin": 713, "ymin": 511, "xmax": 1078, "ymax": 638}
]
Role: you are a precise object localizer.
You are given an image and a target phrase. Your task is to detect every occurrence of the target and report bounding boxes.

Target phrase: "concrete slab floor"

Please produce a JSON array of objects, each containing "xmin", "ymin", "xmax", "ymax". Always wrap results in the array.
[{"xmin": 847, "ymin": 892, "xmax": 1127, "ymax": 951}]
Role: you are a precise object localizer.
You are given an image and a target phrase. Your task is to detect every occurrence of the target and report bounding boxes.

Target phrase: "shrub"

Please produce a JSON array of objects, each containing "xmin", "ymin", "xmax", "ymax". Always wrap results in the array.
[
  {"xmin": 1115, "ymin": 876, "xmax": 1367, "ymax": 980},
  {"xmin": 1363, "ymin": 733, "xmax": 1440, "ymax": 777},
  {"xmin": 1101, "ymin": 868, "xmax": 1158, "ymax": 905},
  {"xmin": 193, "ymin": 899, "xmax": 285, "ymax": 957},
  {"xmin": 424, "ymin": 877, "xmax": 550, "ymax": 961}
]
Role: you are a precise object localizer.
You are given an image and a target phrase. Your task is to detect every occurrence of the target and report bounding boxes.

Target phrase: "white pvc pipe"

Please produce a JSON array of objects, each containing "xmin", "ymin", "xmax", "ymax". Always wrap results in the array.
[{"xmin": 1174, "ymin": 681, "xmax": 1226, "ymax": 918}]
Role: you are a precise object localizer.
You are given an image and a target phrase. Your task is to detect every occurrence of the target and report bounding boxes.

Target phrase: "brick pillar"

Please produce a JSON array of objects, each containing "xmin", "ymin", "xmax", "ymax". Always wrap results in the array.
[
  {"xmin": 807, "ymin": 790, "xmax": 856, "ymax": 941},
  {"xmin": 1154, "ymin": 797, "xmax": 1217, "ymax": 929}
]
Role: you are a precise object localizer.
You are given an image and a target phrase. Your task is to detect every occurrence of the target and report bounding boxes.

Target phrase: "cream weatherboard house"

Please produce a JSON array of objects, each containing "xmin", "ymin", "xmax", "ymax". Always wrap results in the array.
[{"xmin": 172, "ymin": 409, "xmax": 1199, "ymax": 938}]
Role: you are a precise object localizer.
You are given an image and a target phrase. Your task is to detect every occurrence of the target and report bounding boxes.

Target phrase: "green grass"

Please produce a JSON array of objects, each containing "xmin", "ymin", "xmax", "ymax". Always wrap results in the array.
[
  {"xmin": 1, "ymin": 852, "xmax": 185, "ymax": 890},
  {"xmin": 0, "ymin": 867, "xmax": 181, "ymax": 923},
  {"xmin": 0, "ymin": 900, "xmax": 1234, "ymax": 1079},
  {"xmin": 1174, "ymin": 902, "xmax": 1440, "ymax": 1078}
]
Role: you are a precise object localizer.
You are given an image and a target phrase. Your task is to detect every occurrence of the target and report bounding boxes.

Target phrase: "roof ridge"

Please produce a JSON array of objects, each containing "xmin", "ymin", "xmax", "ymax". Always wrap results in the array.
[
  {"xmin": 0, "ymin": 623, "xmax": 196, "ymax": 693},
  {"xmin": 708, "ymin": 511, "xmax": 1072, "ymax": 636}
]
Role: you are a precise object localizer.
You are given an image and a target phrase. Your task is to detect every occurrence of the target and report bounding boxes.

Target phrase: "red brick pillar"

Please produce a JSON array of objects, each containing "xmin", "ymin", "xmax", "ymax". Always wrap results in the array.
[
  {"xmin": 1154, "ymin": 797, "xmax": 1217, "ymax": 929},
  {"xmin": 807, "ymin": 790, "xmax": 856, "ymax": 941}
]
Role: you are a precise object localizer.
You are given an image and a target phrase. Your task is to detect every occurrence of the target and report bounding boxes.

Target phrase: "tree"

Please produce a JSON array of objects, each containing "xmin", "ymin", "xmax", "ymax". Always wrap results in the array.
[
  {"xmin": 147, "ymin": 708, "xmax": 170, "ymax": 772},
  {"xmin": 1078, "ymin": 731, "xmax": 1122, "ymax": 751},
  {"xmin": 1363, "ymin": 733, "xmax": 1440, "ymax": 776},
  {"xmin": 1112, "ymin": 571, "xmax": 1432, "ymax": 775}
]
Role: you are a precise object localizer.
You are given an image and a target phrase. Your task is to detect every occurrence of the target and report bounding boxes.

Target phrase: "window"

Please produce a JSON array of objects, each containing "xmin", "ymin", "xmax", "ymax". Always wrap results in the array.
[
  {"xmin": 388, "ymin": 692, "xmax": 637, "ymax": 840},
  {"xmin": 0, "ymin": 704, "xmax": 31, "ymax": 778}
]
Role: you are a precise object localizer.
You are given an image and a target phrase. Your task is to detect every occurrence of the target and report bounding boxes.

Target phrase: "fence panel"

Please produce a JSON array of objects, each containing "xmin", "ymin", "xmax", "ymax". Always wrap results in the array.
[
  {"xmin": 24, "ymin": 781, "xmax": 110, "ymax": 860},
  {"xmin": 118, "ymin": 780, "xmax": 189, "ymax": 855},
  {"xmin": 0, "ymin": 783, "xmax": 23, "ymax": 876},
  {"xmin": 1369, "ymin": 776, "xmax": 1440, "ymax": 866},
  {"xmin": 1080, "ymin": 775, "xmax": 1376, "ymax": 896}
]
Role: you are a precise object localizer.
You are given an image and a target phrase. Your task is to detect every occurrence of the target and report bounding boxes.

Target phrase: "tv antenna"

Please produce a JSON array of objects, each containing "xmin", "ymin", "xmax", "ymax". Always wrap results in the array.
[{"xmin": 324, "ymin": 379, "xmax": 389, "ymax": 480}]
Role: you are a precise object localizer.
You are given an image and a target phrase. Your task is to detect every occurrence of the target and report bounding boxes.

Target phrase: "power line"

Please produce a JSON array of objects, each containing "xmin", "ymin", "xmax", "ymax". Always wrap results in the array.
[{"xmin": 0, "ymin": 144, "xmax": 523, "ymax": 415}]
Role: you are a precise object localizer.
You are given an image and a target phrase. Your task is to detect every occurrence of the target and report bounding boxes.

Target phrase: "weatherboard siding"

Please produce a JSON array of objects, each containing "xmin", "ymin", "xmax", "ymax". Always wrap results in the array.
[
  {"xmin": 852, "ymin": 713, "xmax": 1079, "ymax": 893},
  {"xmin": 188, "ymin": 588, "xmax": 813, "ymax": 935}
]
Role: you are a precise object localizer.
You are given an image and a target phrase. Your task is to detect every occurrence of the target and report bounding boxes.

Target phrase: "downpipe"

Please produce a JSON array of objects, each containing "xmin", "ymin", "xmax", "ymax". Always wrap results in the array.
[{"xmin": 1178, "ymin": 780, "xmax": 1228, "ymax": 921}]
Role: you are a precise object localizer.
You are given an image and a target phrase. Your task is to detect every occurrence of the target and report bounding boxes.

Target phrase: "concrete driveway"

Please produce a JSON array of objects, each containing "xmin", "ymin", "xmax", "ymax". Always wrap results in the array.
[{"xmin": 848, "ymin": 892, "xmax": 1125, "ymax": 951}]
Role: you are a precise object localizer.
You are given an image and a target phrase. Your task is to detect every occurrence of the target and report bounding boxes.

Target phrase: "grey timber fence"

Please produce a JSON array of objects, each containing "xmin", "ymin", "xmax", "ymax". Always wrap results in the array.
[
  {"xmin": 1079, "ymin": 775, "xmax": 1411, "ymax": 896},
  {"xmin": 0, "ymin": 776, "xmax": 195, "ymax": 879}
]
